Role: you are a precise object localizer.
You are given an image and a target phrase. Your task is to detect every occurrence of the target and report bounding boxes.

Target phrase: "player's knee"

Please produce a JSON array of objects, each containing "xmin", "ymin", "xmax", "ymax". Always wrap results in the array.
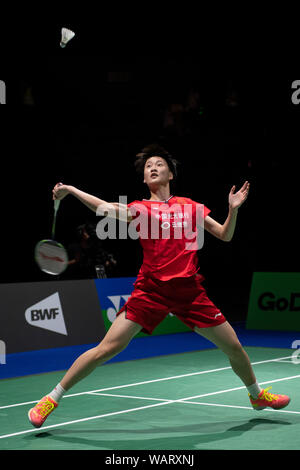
[
  {"xmin": 223, "ymin": 340, "xmax": 244, "ymax": 359},
  {"xmin": 93, "ymin": 340, "xmax": 127, "ymax": 363}
]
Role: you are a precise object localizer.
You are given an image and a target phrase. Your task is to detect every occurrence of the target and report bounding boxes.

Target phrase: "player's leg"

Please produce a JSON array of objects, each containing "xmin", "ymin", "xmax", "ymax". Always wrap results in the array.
[
  {"xmin": 60, "ymin": 311, "xmax": 142, "ymax": 391},
  {"xmin": 195, "ymin": 322, "xmax": 291, "ymax": 410},
  {"xmin": 28, "ymin": 312, "xmax": 142, "ymax": 428},
  {"xmin": 194, "ymin": 321, "xmax": 256, "ymax": 386}
]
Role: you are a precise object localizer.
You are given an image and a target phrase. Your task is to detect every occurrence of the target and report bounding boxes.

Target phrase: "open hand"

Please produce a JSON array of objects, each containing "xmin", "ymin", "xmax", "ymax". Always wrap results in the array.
[{"xmin": 228, "ymin": 181, "xmax": 250, "ymax": 209}]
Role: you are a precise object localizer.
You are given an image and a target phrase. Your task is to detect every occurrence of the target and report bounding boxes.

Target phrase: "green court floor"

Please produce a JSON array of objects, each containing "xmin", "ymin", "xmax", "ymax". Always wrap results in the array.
[{"xmin": 0, "ymin": 347, "xmax": 299, "ymax": 450}]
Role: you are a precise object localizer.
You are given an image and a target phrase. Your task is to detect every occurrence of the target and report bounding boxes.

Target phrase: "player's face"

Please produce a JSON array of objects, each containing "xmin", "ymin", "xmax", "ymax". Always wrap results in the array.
[{"xmin": 143, "ymin": 156, "xmax": 173, "ymax": 187}]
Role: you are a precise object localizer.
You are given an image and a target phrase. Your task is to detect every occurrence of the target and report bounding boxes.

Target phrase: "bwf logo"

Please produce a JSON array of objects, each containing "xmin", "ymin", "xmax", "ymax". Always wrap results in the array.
[
  {"xmin": 25, "ymin": 292, "xmax": 67, "ymax": 335},
  {"xmin": 0, "ymin": 80, "xmax": 6, "ymax": 104}
]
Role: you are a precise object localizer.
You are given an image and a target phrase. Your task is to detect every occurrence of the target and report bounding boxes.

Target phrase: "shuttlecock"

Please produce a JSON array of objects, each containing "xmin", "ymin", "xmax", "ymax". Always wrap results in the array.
[{"xmin": 60, "ymin": 27, "xmax": 75, "ymax": 48}]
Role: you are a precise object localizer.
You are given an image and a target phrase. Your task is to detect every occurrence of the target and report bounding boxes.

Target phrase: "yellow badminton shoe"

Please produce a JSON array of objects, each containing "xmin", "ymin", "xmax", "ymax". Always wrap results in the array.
[
  {"xmin": 249, "ymin": 387, "xmax": 290, "ymax": 410},
  {"xmin": 28, "ymin": 396, "xmax": 58, "ymax": 428}
]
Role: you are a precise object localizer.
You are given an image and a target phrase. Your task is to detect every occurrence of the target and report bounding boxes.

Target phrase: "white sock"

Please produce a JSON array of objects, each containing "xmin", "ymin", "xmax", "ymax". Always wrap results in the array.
[
  {"xmin": 247, "ymin": 382, "xmax": 262, "ymax": 399},
  {"xmin": 48, "ymin": 383, "xmax": 66, "ymax": 403}
]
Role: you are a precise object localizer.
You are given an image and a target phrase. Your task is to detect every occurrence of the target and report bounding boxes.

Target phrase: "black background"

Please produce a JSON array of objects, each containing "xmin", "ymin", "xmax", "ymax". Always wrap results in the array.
[{"xmin": 1, "ymin": 18, "xmax": 299, "ymax": 324}]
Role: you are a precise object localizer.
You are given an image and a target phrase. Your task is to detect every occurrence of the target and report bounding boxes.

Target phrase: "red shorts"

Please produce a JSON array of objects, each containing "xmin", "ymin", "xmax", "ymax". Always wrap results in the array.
[{"xmin": 117, "ymin": 273, "xmax": 226, "ymax": 334}]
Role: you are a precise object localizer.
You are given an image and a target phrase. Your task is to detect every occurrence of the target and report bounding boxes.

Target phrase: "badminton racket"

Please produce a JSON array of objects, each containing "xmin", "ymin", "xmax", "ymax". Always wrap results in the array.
[{"xmin": 35, "ymin": 184, "xmax": 68, "ymax": 276}]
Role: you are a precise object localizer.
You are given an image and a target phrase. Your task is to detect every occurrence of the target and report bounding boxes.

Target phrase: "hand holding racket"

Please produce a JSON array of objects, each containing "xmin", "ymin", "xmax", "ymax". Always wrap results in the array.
[
  {"xmin": 35, "ymin": 183, "xmax": 69, "ymax": 276},
  {"xmin": 52, "ymin": 182, "xmax": 70, "ymax": 201},
  {"xmin": 51, "ymin": 183, "xmax": 69, "ymax": 239}
]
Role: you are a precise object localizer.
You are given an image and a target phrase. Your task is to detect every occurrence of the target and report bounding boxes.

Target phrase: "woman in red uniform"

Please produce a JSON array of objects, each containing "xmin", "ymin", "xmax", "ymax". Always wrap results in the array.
[{"xmin": 28, "ymin": 144, "xmax": 290, "ymax": 428}]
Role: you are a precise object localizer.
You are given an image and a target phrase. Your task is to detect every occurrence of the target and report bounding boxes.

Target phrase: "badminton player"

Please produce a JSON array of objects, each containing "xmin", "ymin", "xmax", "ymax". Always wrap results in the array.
[{"xmin": 28, "ymin": 144, "xmax": 290, "ymax": 428}]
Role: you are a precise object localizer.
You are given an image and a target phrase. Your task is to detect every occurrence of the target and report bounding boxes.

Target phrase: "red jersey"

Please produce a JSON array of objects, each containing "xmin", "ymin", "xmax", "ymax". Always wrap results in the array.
[{"xmin": 128, "ymin": 196, "xmax": 211, "ymax": 281}]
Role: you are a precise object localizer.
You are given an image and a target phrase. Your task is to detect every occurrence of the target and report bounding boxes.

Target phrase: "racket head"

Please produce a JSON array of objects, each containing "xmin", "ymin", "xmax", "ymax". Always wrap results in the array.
[{"xmin": 35, "ymin": 239, "xmax": 68, "ymax": 276}]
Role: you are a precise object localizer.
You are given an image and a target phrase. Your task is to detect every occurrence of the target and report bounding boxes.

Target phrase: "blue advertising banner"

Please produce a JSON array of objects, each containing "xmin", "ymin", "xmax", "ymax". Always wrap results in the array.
[{"xmin": 94, "ymin": 277, "xmax": 191, "ymax": 336}]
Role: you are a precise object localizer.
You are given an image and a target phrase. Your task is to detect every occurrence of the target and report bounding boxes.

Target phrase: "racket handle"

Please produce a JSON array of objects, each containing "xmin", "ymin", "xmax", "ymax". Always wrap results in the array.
[
  {"xmin": 54, "ymin": 199, "xmax": 61, "ymax": 212},
  {"xmin": 53, "ymin": 183, "xmax": 63, "ymax": 212}
]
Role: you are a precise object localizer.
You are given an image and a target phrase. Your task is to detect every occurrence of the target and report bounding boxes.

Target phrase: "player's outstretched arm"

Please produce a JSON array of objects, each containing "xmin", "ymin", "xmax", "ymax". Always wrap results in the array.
[
  {"xmin": 52, "ymin": 183, "xmax": 133, "ymax": 222},
  {"xmin": 204, "ymin": 181, "xmax": 250, "ymax": 242}
]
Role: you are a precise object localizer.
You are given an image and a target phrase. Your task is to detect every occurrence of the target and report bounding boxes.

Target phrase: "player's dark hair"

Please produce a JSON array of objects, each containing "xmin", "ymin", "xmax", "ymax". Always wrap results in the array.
[{"xmin": 135, "ymin": 144, "xmax": 179, "ymax": 181}]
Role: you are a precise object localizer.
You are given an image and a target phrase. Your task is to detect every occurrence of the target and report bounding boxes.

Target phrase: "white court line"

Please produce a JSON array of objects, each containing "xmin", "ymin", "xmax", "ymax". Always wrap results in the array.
[
  {"xmin": 87, "ymin": 392, "xmax": 170, "ymax": 402},
  {"xmin": 88, "ymin": 373, "xmax": 300, "ymax": 407},
  {"xmin": 0, "ymin": 401, "xmax": 174, "ymax": 440},
  {"xmin": 176, "ymin": 373, "xmax": 300, "ymax": 402},
  {"xmin": 63, "ymin": 354, "xmax": 295, "ymax": 398},
  {"xmin": 0, "ymin": 354, "xmax": 294, "ymax": 410},
  {"xmin": 180, "ymin": 401, "xmax": 300, "ymax": 415},
  {"xmin": 183, "ymin": 401, "xmax": 254, "ymax": 411},
  {"xmin": 1, "ymin": 371, "xmax": 300, "ymax": 440},
  {"xmin": 80, "ymin": 386, "xmax": 300, "ymax": 416}
]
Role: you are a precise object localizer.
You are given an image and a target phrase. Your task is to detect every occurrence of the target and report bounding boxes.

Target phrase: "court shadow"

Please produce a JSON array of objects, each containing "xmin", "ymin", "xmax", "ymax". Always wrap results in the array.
[
  {"xmin": 192, "ymin": 417, "xmax": 293, "ymax": 447},
  {"xmin": 25, "ymin": 416, "xmax": 293, "ymax": 450},
  {"xmin": 226, "ymin": 417, "xmax": 291, "ymax": 432},
  {"xmin": 34, "ymin": 432, "xmax": 53, "ymax": 438}
]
